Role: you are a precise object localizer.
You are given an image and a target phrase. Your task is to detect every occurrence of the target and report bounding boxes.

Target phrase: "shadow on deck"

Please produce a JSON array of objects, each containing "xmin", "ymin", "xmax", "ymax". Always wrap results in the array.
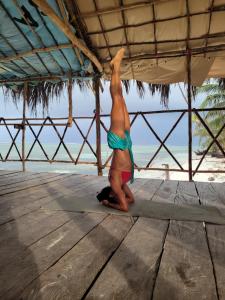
[{"xmin": 0, "ymin": 170, "xmax": 224, "ymax": 300}]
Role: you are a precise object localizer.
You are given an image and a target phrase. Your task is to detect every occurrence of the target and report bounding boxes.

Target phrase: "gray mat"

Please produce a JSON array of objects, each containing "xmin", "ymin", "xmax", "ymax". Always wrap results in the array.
[{"xmin": 42, "ymin": 195, "xmax": 225, "ymax": 225}]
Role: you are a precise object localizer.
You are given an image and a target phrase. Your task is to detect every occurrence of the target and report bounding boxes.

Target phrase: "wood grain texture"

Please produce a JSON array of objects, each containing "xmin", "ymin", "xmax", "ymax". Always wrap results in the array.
[
  {"xmin": 0, "ymin": 173, "xmax": 69, "ymax": 196},
  {"xmin": 20, "ymin": 215, "xmax": 132, "ymax": 300},
  {"xmin": 86, "ymin": 217, "xmax": 168, "ymax": 300},
  {"xmin": 206, "ymin": 223, "xmax": 225, "ymax": 300},
  {"xmin": 0, "ymin": 210, "xmax": 84, "ymax": 268},
  {"xmin": 153, "ymin": 220, "xmax": 217, "ymax": 300},
  {"xmin": 0, "ymin": 212, "xmax": 106, "ymax": 300}
]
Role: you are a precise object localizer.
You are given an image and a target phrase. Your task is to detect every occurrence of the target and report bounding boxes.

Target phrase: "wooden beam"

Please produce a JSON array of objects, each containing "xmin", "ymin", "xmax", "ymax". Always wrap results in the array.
[
  {"xmin": 56, "ymin": 0, "xmax": 83, "ymax": 65},
  {"xmin": 187, "ymin": 51, "xmax": 192, "ymax": 181},
  {"xmin": 78, "ymin": 1, "xmax": 169, "ymax": 18},
  {"xmin": 94, "ymin": 78, "xmax": 103, "ymax": 176},
  {"xmin": 102, "ymin": 42, "xmax": 225, "ymax": 62},
  {"xmin": 88, "ymin": 10, "xmax": 225, "ymax": 35},
  {"xmin": 96, "ymin": 31, "xmax": 225, "ymax": 48},
  {"xmin": 22, "ymin": 82, "xmax": 28, "ymax": 172},
  {"xmin": 0, "ymin": 44, "xmax": 73, "ymax": 63},
  {"xmin": 33, "ymin": 0, "xmax": 103, "ymax": 73},
  {"xmin": 204, "ymin": 0, "xmax": 214, "ymax": 57},
  {"xmin": 0, "ymin": 76, "xmax": 61, "ymax": 84},
  {"xmin": 67, "ymin": 74, "xmax": 73, "ymax": 127}
]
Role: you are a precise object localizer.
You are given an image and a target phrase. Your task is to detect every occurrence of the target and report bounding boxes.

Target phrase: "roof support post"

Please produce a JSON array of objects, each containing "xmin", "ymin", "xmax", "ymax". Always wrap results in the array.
[
  {"xmin": 94, "ymin": 77, "xmax": 103, "ymax": 176},
  {"xmin": 187, "ymin": 50, "xmax": 193, "ymax": 181},
  {"xmin": 22, "ymin": 82, "xmax": 28, "ymax": 172},
  {"xmin": 67, "ymin": 74, "xmax": 73, "ymax": 127}
]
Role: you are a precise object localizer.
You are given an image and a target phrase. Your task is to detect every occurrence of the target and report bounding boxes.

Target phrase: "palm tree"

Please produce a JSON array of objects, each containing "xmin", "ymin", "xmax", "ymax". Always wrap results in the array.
[{"xmin": 193, "ymin": 81, "xmax": 225, "ymax": 154}]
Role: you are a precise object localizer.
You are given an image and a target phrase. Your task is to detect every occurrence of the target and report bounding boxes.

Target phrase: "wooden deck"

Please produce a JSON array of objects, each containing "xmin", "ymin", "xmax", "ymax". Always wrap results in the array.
[{"xmin": 0, "ymin": 170, "xmax": 225, "ymax": 300}]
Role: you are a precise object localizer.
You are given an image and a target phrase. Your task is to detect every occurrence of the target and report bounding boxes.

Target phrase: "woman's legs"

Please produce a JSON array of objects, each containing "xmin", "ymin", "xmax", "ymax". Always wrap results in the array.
[
  {"xmin": 122, "ymin": 96, "xmax": 131, "ymax": 132},
  {"xmin": 109, "ymin": 48, "xmax": 125, "ymax": 138}
]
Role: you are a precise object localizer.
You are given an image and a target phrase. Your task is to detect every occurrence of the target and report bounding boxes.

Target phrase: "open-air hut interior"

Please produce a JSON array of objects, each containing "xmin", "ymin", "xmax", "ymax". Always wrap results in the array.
[{"xmin": 1, "ymin": 1, "xmax": 225, "ymax": 299}]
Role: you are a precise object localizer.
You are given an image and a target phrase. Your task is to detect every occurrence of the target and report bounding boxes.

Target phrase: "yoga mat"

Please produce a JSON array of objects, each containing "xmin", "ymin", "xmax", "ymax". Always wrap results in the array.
[{"xmin": 41, "ymin": 194, "xmax": 225, "ymax": 225}]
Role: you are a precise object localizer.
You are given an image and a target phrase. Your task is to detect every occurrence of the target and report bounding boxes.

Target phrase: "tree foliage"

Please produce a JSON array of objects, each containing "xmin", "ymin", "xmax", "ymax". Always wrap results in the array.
[{"xmin": 193, "ymin": 81, "xmax": 225, "ymax": 152}]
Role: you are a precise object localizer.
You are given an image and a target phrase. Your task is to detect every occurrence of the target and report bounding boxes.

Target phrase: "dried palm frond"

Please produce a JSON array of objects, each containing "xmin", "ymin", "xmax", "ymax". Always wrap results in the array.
[
  {"xmin": 1, "ymin": 79, "xmax": 93, "ymax": 114},
  {"xmin": 148, "ymin": 83, "xmax": 170, "ymax": 106}
]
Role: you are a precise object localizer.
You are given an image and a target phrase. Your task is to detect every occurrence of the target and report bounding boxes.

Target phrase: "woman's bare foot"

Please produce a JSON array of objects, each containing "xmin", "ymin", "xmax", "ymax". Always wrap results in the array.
[{"xmin": 110, "ymin": 48, "xmax": 125, "ymax": 68}]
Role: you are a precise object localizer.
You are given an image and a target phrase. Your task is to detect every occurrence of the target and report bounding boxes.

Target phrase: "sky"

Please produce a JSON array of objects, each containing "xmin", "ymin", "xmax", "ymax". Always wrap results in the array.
[{"xmin": 0, "ymin": 82, "xmax": 203, "ymax": 147}]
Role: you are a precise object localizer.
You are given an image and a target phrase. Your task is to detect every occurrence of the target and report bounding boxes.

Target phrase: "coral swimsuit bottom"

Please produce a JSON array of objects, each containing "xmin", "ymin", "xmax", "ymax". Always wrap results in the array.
[{"xmin": 121, "ymin": 170, "xmax": 132, "ymax": 184}]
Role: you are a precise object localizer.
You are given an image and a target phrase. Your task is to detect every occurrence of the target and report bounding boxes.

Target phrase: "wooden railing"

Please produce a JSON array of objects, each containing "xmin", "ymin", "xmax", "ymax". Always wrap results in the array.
[{"xmin": 1, "ymin": 106, "xmax": 225, "ymax": 180}]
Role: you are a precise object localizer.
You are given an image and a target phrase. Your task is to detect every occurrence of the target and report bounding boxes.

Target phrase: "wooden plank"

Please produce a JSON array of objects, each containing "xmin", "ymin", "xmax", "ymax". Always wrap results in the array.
[
  {"xmin": 0, "ymin": 212, "xmax": 106, "ymax": 300},
  {"xmin": 86, "ymin": 217, "xmax": 169, "ymax": 299},
  {"xmin": 206, "ymin": 223, "xmax": 225, "ymax": 300},
  {"xmin": 0, "ymin": 174, "xmax": 84, "ymax": 207},
  {"xmin": 0, "ymin": 170, "xmax": 21, "ymax": 176},
  {"xmin": 0, "ymin": 171, "xmax": 56, "ymax": 187},
  {"xmin": 153, "ymin": 220, "xmax": 217, "ymax": 300},
  {"xmin": 0, "ymin": 175, "xmax": 96, "ymax": 224},
  {"xmin": 20, "ymin": 214, "xmax": 132, "ymax": 300},
  {"xmin": 0, "ymin": 209, "xmax": 60, "ymax": 244},
  {"xmin": 0, "ymin": 172, "xmax": 63, "ymax": 191},
  {"xmin": 0, "ymin": 173, "xmax": 71, "ymax": 196},
  {"xmin": 175, "ymin": 181, "xmax": 199, "ymax": 205},
  {"xmin": 0, "ymin": 210, "xmax": 76, "ymax": 268},
  {"xmin": 151, "ymin": 180, "xmax": 178, "ymax": 203},
  {"xmin": 0, "ymin": 172, "xmax": 23, "ymax": 182},
  {"xmin": 195, "ymin": 181, "xmax": 225, "ymax": 207}
]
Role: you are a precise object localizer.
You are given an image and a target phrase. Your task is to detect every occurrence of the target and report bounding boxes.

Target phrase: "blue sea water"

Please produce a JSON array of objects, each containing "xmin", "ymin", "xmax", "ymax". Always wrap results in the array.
[{"xmin": 0, "ymin": 142, "xmax": 195, "ymax": 178}]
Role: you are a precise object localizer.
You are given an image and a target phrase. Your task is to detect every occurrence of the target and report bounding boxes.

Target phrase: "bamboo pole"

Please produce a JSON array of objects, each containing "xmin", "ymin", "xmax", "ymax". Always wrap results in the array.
[
  {"xmin": 0, "ymin": 43, "xmax": 73, "ymax": 63},
  {"xmin": 89, "ymin": 11, "xmax": 225, "ymax": 36},
  {"xmin": 97, "ymin": 31, "xmax": 225, "ymax": 48},
  {"xmin": 187, "ymin": 51, "xmax": 192, "ymax": 181},
  {"xmin": 102, "ymin": 42, "xmax": 225, "ymax": 63},
  {"xmin": 68, "ymin": 74, "xmax": 73, "ymax": 127},
  {"xmin": 56, "ymin": 0, "xmax": 83, "ymax": 66},
  {"xmin": 0, "ymin": 76, "xmax": 61, "ymax": 84},
  {"xmin": 79, "ymin": 1, "xmax": 174, "ymax": 18},
  {"xmin": 33, "ymin": 0, "xmax": 102, "ymax": 73},
  {"xmin": 94, "ymin": 78, "xmax": 103, "ymax": 176},
  {"xmin": 22, "ymin": 82, "xmax": 28, "ymax": 172}
]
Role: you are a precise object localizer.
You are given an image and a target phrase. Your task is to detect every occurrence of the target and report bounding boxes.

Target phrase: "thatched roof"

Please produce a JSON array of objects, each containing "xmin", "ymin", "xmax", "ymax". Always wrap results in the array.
[{"xmin": 1, "ymin": 0, "xmax": 225, "ymax": 106}]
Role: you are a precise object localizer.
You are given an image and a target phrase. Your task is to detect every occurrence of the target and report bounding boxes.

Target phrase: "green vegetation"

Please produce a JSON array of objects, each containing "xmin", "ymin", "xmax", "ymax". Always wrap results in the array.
[{"xmin": 193, "ymin": 82, "xmax": 225, "ymax": 154}]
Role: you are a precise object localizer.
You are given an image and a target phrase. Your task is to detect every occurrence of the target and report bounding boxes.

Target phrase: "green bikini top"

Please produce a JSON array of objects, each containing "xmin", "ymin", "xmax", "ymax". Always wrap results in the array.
[{"xmin": 107, "ymin": 130, "xmax": 134, "ymax": 183}]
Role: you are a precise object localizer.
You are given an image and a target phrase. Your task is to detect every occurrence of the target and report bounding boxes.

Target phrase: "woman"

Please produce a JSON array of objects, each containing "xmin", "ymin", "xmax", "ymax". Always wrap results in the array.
[{"xmin": 97, "ymin": 48, "xmax": 134, "ymax": 212}]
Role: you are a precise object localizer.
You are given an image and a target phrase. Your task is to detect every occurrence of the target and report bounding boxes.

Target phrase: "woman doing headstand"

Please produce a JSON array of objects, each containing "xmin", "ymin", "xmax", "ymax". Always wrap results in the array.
[{"xmin": 97, "ymin": 48, "xmax": 134, "ymax": 212}]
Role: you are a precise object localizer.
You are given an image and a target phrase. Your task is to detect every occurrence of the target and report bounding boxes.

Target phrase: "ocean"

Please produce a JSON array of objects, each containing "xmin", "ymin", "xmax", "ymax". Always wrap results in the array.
[{"xmin": 0, "ymin": 142, "xmax": 194, "ymax": 180}]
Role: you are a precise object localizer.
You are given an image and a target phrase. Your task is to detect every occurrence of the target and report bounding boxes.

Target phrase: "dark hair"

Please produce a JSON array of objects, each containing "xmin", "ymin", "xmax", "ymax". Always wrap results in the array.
[{"xmin": 96, "ymin": 186, "xmax": 117, "ymax": 204}]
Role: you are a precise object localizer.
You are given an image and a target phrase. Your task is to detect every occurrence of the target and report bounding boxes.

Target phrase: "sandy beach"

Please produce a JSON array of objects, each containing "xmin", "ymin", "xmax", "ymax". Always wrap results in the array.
[{"xmin": 134, "ymin": 154, "xmax": 225, "ymax": 183}]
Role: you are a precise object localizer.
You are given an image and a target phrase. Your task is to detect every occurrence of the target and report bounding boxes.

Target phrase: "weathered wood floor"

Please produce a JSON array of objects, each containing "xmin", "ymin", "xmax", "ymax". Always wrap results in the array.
[{"xmin": 0, "ymin": 170, "xmax": 225, "ymax": 300}]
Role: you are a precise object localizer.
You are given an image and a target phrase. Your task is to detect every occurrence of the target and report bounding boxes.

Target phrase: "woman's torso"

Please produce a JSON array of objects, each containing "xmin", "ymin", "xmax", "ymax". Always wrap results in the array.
[{"xmin": 111, "ymin": 148, "xmax": 132, "ymax": 172}]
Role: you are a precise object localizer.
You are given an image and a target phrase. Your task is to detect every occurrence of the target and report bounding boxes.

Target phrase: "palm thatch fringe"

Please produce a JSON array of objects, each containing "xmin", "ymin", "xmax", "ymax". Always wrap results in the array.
[
  {"xmin": 136, "ymin": 80, "xmax": 145, "ymax": 98},
  {"xmin": 122, "ymin": 80, "xmax": 130, "ymax": 94},
  {"xmin": 122, "ymin": 80, "xmax": 170, "ymax": 106},
  {"xmin": 2, "ymin": 79, "xmax": 92, "ymax": 114},
  {"xmin": 148, "ymin": 83, "xmax": 170, "ymax": 106},
  {"xmin": 2, "ymin": 77, "xmax": 205, "ymax": 113}
]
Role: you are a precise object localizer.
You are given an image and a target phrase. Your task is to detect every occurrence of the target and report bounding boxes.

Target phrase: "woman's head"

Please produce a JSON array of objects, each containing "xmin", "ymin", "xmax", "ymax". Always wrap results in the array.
[{"xmin": 96, "ymin": 186, "xmax": 117, "ymax": 203}]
